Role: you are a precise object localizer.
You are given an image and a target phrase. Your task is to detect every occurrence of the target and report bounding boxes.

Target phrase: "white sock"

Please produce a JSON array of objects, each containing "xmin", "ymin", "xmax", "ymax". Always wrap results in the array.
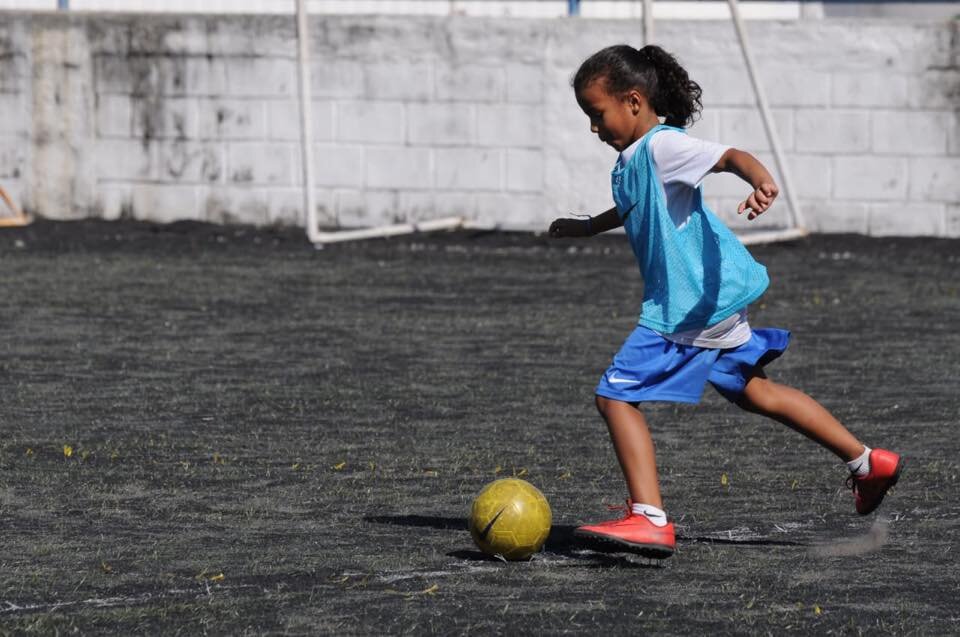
[
  {"xmin": 846, "ymin": 447, "xmax": 872, "ymax": 477},
  {"xmin": 631, "ymin": 502, "xmax": 668, "ymax": 527}
]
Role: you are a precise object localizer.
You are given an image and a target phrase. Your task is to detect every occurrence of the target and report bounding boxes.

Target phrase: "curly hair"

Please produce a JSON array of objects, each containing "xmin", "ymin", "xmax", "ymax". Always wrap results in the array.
[{"xmin": 572, "ymin": 44, "xmax": 703, "ymax": 128}]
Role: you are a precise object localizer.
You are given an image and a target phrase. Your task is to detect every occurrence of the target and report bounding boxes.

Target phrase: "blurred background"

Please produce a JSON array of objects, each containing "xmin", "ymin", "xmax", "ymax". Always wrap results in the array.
[{"xmin": 0, "ymin": 1, "xmax": 957, "ymax": 237}]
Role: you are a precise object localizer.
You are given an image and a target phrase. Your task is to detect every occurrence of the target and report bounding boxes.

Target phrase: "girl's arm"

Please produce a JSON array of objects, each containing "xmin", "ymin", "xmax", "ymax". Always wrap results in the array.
[
  {"xmin": 712, "ymin": 148, "xmax": 779, "ymax": 221},
  {"xmin": 548, "ymin": 206, "xmax": 622, "ymax": 238}
]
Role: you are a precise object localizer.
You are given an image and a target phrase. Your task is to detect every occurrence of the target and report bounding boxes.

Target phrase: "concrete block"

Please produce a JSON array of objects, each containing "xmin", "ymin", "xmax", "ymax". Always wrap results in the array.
[
  {"xmin": 407, "ymin": 103, "xmax": 473, "ymax": 146},
  {"xmin": 801, "ymin": 200, "xmax": 869, "ymax": 235},
  {"xmin": 95, "ymin": 184, "xmax": 132, "ymax": 221},
  {"xmin": 365, "ymin": 146, "xmax": 432, "ymax": 189},
  {"xmin": 0, "ymin": 55, "xmax": 26, "ymax": 93},
  {"xmin": 96, "ymin": 94, "xmax": 132, "ymax": 137},
  {"xmin": 94, "ymin": 139, "xmax": 156, "ymax": 181},
  {"xmin": 131, "ymin": 184, "xmax": 199, "ymax": 223},
  {"xmin": 796, "ymin": 109, "xmax": 871, "ymax": 154},
  {"xmin": 96, "ymin": 55, "xmax": 228, "ymax": 97},
  {"xmin": 224, "ymin": 57, "xmax": 295, "ymax": 97},
  {"xmin": 951, "ymin": 111, "xmax": 960, "ymax": 157},
  {"xmin": 435, "ymin": 64, "xmax": 504, "ymax": 102},
  {"xmin": 543, "ymin": 154, "xmax": 610, "ymax": 214},
  {"xmin": 131, "ymin": 97, "xmax": 199, "ymax": 140},
  {"xmin": 227, "ymin": 142, "xmax": 294, "ymax": 185},
  {"xmin": 263, "ymin": 186, "xmax": 336, "ymax": 227},
  {"xmin": 435, "ymin": 148, "xmax": 501, "ymax": 191},
  {"xmin": 506, "ymin": 63, "xmax": 544, "ymax": 104},
  {"xmin": 790, "ymin": 154, "xmax": 833, "ymax": 200},
  {"xmin": 310, "ymin": 144, "xmax": 364, "ymax": 188},
  {"xmin": 182, "ymin": 57, "xmax": 230, "ymax": 96},
  {"xmin": 545, "ymin": 105, "xmax": 608, "ymax": 162},
  {"xmin": 0, "ymin": 144, "xmax": 25, "ymax": 179},
  {"xmin": 446, "ymin": 18, "xmax": 550, "ymax": 66},
  {"xmin": 703, "ymin": 170, "xmax": 750, "ymax": 199},
  {"xmin": 868, "ymin": 202, "xmax": 945, "ymax": 237},
  {"xmin": 506, "ymin": 149, "xmax": 543, "ymax": 193},
  {"xmin": 434, "ymin": 192, "xmax": 477, "ymax": 217},
  {"xmin": 311, "ymin": 61, "xmax": 366, "ymax": 99},
  {"xmin": 0, "ymin": 94, "xmax": 26, "ymax": 134},
  {"xmin": 832, "ymin": 72, "xmax": 910, "ymax": 108},
  {"xmin": 157, "ymin": 141, "xmax": 225, "ymax": 183},
  {"xmin": 474, "ymin": 193, "xmax": 546, "ymax": 230},
  {"xmin": 688, "ymin": 111, "xmax": 721, "ymax": 144},
  {"xmin": 907, "ymin": 70, "xmax": 960, "ymax": 110},
  {"xmin": 398, "ymin": 191, "xmax": 437, "ymax": 220},
  {"xmin": 266, "ymin": 99, "xmax": 334, "ymax": 142},
  {"xmin": 364, "ymin": 62, "xmax": 432, "ymax": 101},
  {"xmin": 763, "ymin": 69, "xmax": 831, "ymax": 108},
  {"xmin": 337, "ymin": 189, "xmax": 400, "ymax": 227},
  {"xmin": 694, "ymin": 66, "xmax": 753, "ymax": 108},
  {"xmin": 337, "ymin": 101, "xmax": 405, "ymax": 144},
  {"xmin": 946, "ymin": 204, "xmax": 960, "ymax": 238},
  {"xmin": 154, "ymin": 17, "xmax": 293, "ymax": 58},
  {"xmin": 197, "ymin": 99, "xmax": 266, "ymax": 140},
  {"xmin": 833, "ymin": 156, "xmax": 908, "ymax": 201},
  {"xmin": 873, "ymin": 111, "xmax": 950, "ymax": 156},
  {"xmin": 477, "ymin": 104, "xmax": 542, "ymax": 148},
  {"xmin": 718, "ymin": 107, "xmax": 794, "ymax": 153},
  {"xmin": 909, "ymin": 157, "xmax": 960, "ymax": 203},
  {"xmin": 201, "ymin": 187, "xmax": 270, "ymax": 226},
  {"xmin": 708, "ymin": 198, "xmax": 785, "ymax": 232}
]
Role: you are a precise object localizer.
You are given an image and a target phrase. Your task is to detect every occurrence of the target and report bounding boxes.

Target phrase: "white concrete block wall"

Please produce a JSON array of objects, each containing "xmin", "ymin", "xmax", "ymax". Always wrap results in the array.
[{"xmin": 0, "ymin": 13, "xmax": 957, "ymax": 236}]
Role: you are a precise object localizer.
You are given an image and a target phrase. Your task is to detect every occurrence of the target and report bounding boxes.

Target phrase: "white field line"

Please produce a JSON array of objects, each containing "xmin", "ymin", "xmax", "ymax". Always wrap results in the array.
[{"xmin": 0, "ymin": 583, "xmax": 259, "ymax": 615}]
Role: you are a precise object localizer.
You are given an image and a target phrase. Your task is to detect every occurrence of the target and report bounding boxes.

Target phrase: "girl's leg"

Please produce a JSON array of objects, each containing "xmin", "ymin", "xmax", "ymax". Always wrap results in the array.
[
  {"xmin": 595, "ymin": 395, "xmax": 662, "ymax": 507},
  {"xmin": 577, "ymin": 395, "xmax": 675, "ymax": 557},
  {"xmin": 737, "ymin": 370, "xmax": 864, "ymax": 461}
]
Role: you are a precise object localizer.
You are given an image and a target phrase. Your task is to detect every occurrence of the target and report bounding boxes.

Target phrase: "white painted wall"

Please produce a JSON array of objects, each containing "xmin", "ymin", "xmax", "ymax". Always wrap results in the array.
[{"xmin": 0, "ymin": 13, "xmax": 957, "ymax": 236}]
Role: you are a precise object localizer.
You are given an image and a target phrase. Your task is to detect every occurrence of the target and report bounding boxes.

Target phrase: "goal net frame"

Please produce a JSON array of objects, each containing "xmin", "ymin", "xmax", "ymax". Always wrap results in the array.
[{"xmin": 295, "ymin": 0, "xmax": 807, "ymax": 247}]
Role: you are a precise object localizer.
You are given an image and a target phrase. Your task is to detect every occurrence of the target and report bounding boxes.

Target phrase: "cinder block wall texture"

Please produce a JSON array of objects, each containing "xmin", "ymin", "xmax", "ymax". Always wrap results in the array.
[{"xmin": 0, "ymin": 13, "xmax": 957, "ymax": 236}]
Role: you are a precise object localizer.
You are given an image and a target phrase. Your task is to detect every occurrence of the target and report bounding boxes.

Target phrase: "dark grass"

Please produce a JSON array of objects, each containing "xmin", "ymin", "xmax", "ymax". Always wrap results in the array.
[{"xmin": 0, "ymin": 219, "xmax": 958, "ymax": 635}]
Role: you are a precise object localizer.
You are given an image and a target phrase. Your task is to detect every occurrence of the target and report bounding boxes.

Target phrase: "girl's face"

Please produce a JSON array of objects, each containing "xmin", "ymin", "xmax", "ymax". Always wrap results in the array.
[{"xmin": 576, "ymin": 79, "xmax": 650, "ymax": 152}]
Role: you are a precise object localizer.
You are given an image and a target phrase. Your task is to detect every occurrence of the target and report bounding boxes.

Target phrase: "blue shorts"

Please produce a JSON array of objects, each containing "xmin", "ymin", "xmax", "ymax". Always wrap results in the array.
[{"xmin": 595, "ymin": 326, "xmax": 791, "ymax": 404}]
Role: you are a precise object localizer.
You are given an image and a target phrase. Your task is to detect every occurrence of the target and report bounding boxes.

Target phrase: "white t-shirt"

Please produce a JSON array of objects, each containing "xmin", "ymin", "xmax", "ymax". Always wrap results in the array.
[{"xmin": 618, "ymin": 129, "xmax": 751, "ymax": 349}]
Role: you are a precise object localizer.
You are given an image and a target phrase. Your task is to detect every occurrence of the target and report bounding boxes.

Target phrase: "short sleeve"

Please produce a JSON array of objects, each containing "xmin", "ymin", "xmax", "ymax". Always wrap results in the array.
[{"xmin": 649, "ymin": 130, "xmax": 730, "ymax": 188}]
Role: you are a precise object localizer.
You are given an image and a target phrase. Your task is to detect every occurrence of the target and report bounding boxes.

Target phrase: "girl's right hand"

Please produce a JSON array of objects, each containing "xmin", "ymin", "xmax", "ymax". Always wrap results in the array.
[{"xmin": 548, "ymin": 217, "xmax": 592, "ymax": 238}]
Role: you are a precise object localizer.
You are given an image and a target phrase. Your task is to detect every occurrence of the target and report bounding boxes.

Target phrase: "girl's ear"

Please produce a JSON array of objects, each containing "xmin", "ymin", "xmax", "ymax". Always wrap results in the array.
[{"xmin": 625, "ymin": 89, "xmax": 646, "ymax": 116}]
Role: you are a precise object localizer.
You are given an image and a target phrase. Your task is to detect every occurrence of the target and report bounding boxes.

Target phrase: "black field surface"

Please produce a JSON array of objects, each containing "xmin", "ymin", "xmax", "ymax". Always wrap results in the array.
[{"xmin": 0, "ymin": 219, "xmax": 958, "ymax": 635}]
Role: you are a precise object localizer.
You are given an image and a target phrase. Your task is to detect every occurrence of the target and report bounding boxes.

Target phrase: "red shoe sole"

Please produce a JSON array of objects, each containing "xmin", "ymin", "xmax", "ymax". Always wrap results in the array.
[{"xmin": 574, "ymin": 528, "xmax": 675, "ymax": 559}]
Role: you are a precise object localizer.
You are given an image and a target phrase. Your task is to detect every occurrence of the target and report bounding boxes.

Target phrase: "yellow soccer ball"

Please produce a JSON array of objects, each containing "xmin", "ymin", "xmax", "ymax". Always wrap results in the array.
[{"xmin": 468, "ymin": 478, "xmax": 552, "ymax": 560}]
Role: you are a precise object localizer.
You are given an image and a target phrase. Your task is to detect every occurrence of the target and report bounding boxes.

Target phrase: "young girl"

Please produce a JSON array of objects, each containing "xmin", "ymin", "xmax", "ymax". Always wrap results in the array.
[{"xmin": 549, "ymin": 44, "xmax": 902, "ymax": 559}]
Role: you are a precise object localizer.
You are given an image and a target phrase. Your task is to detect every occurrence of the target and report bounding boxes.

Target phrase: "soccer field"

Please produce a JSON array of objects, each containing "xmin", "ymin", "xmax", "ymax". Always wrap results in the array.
[{"xmin": 0, "ymin": 220, "xmax": 957, "ymax": 634}]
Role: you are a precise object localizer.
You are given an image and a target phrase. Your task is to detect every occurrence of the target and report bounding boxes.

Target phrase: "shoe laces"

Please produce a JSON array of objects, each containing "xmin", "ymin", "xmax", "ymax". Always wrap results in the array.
[
  {"xmin": 605, "ymin": 499, "xmax": 633, "ymax": 518},
  {"xmin": 845, "ymin": 473, "xmax": 860, "ymax": 494}
]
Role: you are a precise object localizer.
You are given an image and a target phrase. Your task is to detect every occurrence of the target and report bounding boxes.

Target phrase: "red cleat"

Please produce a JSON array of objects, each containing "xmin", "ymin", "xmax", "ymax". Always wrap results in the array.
[
  {"xmin": 848, "ymin": 448, "xmax": 903, "ymax": 515},
  {"xmin": 574, "ymin": 503, "xmax": 675, "ymax": 559}
]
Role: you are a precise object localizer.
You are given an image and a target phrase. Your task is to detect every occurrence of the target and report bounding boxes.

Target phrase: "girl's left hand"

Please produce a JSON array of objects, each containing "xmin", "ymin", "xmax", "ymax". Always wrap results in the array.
[{"xmin": 738, "ymin": 182, "xmax": 779, "ymax": 220}]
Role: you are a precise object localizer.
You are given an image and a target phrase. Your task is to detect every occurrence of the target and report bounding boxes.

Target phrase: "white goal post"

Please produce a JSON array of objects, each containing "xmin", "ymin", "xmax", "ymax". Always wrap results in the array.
[{"xmin": 294, "ymin": 0, "xmax": 807, "ymax": 246}]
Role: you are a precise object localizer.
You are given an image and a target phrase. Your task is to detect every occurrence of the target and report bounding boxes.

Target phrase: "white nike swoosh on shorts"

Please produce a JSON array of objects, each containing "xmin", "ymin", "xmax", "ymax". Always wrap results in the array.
[{"xmin": 607, "ymin": 374, "xmax": 635, "ymax": 384}]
